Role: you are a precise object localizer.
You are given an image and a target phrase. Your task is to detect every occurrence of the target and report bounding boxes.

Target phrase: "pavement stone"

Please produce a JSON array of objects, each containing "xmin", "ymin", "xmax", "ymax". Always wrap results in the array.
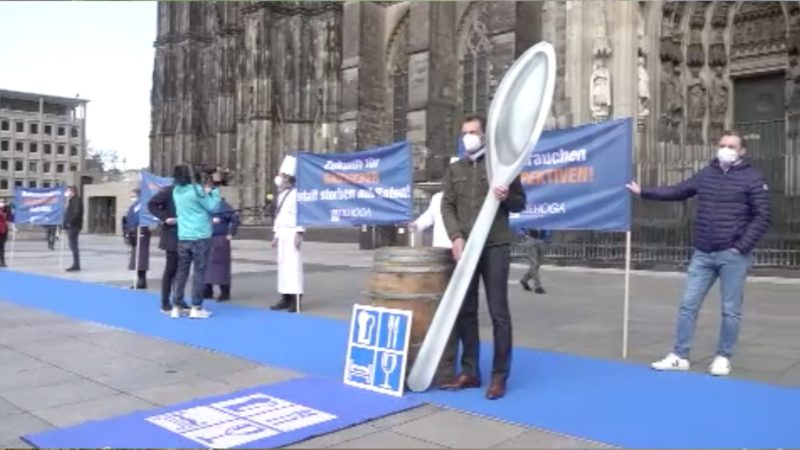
[
  {"xmin": 129, "ymin": 377, "xmax": 237, "ymax": 406},
  {"xmin": 391, "ymin": 409, "xmax": 527, "ymax": 449},
  {"xmin": 1, "ymin": 378, "xmax": 120, "ymax": 411},
  {"xmin": 30, "ymin": 393, "xmax": 156, "ymax": 428},
  {"xmin": 0, "ymin": 365, "xmax": 84, "ymax": 394},
  {"xmin": 492, "ymin": 428, "xmax": 613, "ymax": 448},
  {"xmin": 287, "ymin": 423, "xmax": 382, "ymax": 449},
  {"xmin": 0, "ymin": 413, "xmax": 53, "ymax": 445},
  {"xmin": 206, "ymin": 365, "xmax": 301, "ymax": 390},
  {"xmin": 328, "ymin": 429, "xmax": 446, "ymax": 449}
]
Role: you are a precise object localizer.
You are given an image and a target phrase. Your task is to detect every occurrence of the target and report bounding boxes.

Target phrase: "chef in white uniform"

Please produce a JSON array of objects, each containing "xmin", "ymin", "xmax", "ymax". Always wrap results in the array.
[
  {"xmin": 270, "ymin": 155, "xmax": 305, "ymax": 313},
  {"xmin": 409, "ymin": 157, "xmax": 460, "ymax": 248}
]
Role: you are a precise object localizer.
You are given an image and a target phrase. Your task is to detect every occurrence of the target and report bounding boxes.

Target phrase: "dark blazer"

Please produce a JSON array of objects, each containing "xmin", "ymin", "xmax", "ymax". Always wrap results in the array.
[
  {"xmin": 147, "ymin": 186, "xmax": 178, "ymax": 252},
  {"xmin": 63, "ymin": 196, "xmax": 83, "ymax": 231}
]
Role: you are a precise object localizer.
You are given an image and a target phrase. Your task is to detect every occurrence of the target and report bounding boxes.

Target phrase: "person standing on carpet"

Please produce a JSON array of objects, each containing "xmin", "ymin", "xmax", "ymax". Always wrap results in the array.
[
  {"xmin": 203, "ymin": 197, "xmax": 240, "ymax": 302},
  {"xmin": 439, "ymin": 115, "xmax": 527, "ymax": 400},
  {"xmin": 408, "ymin": 157, "xmax": 460, "ymax": 249},
  {"xmin": 148, "ymin": 184, "xmax": 185, "ymax": 315},
  {"xmin": 171, "ymin": 164, "xmax": 221, "ymax": 319},
  {"xmin": 270, "ymin": 155, "xmax": 305, "ymax": 313},
  {"xmin": 63, "ymin": 185, "xmax": 83, "ymax": 272},
  {"xmin": 0, "ymin": 198, "xmax": 13, "ymax": 268},
  {"xmin": 626, "ymin": 130, "xmax": 771, "ymax": 376},
  {"xmin": 122, "ymin": 188, "xmax": 151, "ymax": 290}
]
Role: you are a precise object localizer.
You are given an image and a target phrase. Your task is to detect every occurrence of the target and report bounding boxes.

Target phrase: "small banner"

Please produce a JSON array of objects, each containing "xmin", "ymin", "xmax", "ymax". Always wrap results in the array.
[
  {"xmin": 296, "ymin": 141, "xmax": 413, "ymax": 227},
  {"xmin": 138, "ymin": 170, "xmax": 174, "ymax": 227},
  {"xmin": 12, "ymin": 186, "xmax": 66, "ymax": 225}
]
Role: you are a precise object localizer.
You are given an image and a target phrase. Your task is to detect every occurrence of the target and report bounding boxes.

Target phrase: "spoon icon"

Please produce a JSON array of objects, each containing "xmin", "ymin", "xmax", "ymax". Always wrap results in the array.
[{"xmin": 406, "ymin": 41, "xmax": 557, "ymax": 392}]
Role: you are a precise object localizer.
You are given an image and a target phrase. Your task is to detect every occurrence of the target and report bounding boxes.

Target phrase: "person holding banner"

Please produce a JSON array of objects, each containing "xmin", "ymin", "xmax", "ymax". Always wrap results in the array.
[
  {"xmin": 122, "ymin": 188, "xmax": 151, "ymax": 290},
  {"xmin": 627, "ymin": 130, "xmax": 771, "ymax": 377},
  {"xmin": 0, "ymin": 198, "xmax": 12, "ymax": 268},
  {"xmin": 439, "ymin": 115, "xmax": 526, "ymax": 400},
  {"xmin": 203, "ymin": 197, "xmax": 240, "ymax": 302},
  {"xmin": 409, "ymin": 157, "xmax": 460, "ymax": 249},
  {"xmin": 171, "ymin": 164, "xmax": 221, "ymax": 319},
  {"xmin": 63, "ymin": 186, "xmax": 83, "ymax": 272},
  {"xmin": 270, "ymin": 155, "xmax": 305, "ymax": 313}
]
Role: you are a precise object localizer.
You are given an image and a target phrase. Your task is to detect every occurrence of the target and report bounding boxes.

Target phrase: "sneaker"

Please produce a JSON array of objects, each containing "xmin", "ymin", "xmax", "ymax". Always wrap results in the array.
[
  {"xmin": 709, "ymin": 356, "xmax": 731, "ymax": 376},
  {"xmin": 189, "ymin": 307, "xmax": 212, "ymax": 319},
  {"xmin": 519, "ymin": 279, "xmax": 532, "ymax": 291},
  {"xmin": 170, "ymin": 307, "xmax": 185, "ymax": 319},
  {"xmin": 651, "ymin": 353, "xmax": 690, "ymax": 371}
]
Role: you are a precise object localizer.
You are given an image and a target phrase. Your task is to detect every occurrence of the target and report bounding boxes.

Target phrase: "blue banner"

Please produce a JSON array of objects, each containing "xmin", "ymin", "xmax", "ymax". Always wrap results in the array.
[
  {"xmin": 13, "ymin": 186, "xmax": 66, "ymax": 225},
  {"xmin": 139, "ymin": 170, "xmax": 173, "ymax": 227},
  {"xmin": 510, "ymin": 117, "xmax": 633, "ymax": 232},
  {"xmin": 296, "ymin": 141, "xmax": 413, "ymax": 227}
]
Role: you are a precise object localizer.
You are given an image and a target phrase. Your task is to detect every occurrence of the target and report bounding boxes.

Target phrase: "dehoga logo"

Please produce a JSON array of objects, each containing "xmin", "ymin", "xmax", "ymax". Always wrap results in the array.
[
  {"xmin": 527, "ymin": 203, "xmax": 566, "ymax": 215},
  {"xmin": 330, "ymin": 207, "xmax": 372, "ymax": 222}
]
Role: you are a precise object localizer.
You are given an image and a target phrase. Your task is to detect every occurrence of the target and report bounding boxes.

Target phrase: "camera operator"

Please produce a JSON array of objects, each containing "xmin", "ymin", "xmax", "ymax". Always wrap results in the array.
[{"xmin": 169, "ymin": 164, "xmax": 221, "ymax": 319}]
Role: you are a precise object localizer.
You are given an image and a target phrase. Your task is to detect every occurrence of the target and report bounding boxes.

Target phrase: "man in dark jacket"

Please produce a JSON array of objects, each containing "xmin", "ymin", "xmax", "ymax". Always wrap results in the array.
[
  {"xmin": 63, "ymin": 185, "xmax": 83, "ymax": 272},
  {"xmin": 627, "ymin": 130, "xmax": 771, "ymax": 377},
  {"xmin": 439, "ymin": 115, "xmax": 526, "ymax": 400},
  {"xmin": 147, "ymin": 185, "xmax": 187, "ymax": 314}
]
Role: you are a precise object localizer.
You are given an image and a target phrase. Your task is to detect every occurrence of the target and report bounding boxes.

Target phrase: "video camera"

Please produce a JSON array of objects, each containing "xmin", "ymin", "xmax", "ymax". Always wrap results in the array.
[{"xmin": 191, "ymin": 164, "xmax": 232, "ymax": 187}]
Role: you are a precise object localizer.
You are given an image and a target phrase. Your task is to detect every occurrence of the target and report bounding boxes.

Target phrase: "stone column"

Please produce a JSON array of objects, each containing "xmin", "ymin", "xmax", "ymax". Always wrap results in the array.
[
  {"xmin": 564, "ymin": 1, "xmax": 592, "ymax": 125},
  {"xmin": 339, "ymin": 1, "xmax": 386, "ymax": 152},
  {"xmin": 610, "ymin": 0, "xmax": 638, "ymax": 120}
]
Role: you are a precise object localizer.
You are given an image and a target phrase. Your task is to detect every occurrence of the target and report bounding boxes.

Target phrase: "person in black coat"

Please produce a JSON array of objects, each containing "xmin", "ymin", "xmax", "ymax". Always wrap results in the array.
[
  {"xmin": 63, "ymin": 185, "xmax": 83, "ymax": 272},
  {"xmin": 147, "ymin": 185, "xmax": 187, "ymax": 314}
]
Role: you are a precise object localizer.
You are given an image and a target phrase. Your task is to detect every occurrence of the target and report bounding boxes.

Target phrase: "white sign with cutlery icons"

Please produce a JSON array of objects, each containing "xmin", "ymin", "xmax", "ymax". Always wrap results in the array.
[{"xmin": 343, "ymin": 304, "xmax": 412, "ymax": 397}]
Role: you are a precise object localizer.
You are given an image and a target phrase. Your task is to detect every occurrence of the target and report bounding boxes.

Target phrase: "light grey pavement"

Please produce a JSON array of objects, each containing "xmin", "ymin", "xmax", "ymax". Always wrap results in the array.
[{"xmin": 2, "ymin": 234, "xmax": 799, "ymax": 448}]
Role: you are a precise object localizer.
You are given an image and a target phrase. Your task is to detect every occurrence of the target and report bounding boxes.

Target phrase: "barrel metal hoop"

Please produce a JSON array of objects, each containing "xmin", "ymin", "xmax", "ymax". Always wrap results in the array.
[{"xmin": 366, "ymin": 291, "xmax": 442, "ymax": 302}]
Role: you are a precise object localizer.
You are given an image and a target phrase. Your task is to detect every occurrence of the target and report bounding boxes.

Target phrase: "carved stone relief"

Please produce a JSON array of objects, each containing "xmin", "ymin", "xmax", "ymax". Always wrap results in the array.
[
  {"xmin": 590, "ymin": 6, "xmax": 612, "ymax": 121},
  {"xmin": 638, "ymin": 56, "xmax": 650, "ymax": 119},
  {"xmin": 686, "ymin": 68, "xmax": 707, "ymax": 145}
]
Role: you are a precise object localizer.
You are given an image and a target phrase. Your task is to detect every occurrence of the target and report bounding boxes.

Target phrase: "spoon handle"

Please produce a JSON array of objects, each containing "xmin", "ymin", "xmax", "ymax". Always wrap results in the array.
[{"xmin": 406, "ymin": 192, "xmax": 501, "ymax": 392}]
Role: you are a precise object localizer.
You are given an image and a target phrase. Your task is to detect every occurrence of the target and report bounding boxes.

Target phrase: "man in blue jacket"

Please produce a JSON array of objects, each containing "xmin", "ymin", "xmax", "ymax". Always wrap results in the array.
[{"xmin": 626, "ymin": 130, "xmax": 771, "ymax": 376}]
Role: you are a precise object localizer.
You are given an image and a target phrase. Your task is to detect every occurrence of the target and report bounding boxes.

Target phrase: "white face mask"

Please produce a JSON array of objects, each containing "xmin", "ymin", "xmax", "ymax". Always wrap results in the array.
[
  {"xmin": 717, "ymin": 146, "xmax": 739, "ymax": 165},
  {"xmin": 130, "ymin": 196, "xmax": 138, "ymax": 203},
  {"xmin": 462, "ymin": 133, "xmax": 483, "ymax": 154},
  {"xmin": 274, "ymin": 175, "xmax": 284, "ymax": 188}
]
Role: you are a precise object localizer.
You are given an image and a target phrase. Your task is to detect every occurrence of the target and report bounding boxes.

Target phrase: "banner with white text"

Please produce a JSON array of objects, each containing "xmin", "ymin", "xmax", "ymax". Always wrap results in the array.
[
  {"xmin": 138, "ymin": 170, "xmax": 174, "ymax": 227},
  {"xmin": 13, "ymin": 186, "xmax": 66, "ymax": 225},
  {"xmin": 296, "ymin": 141, "xmax": 413, "ymax": 227},
  {"xmin": 510, "ymin": 117, "xmax": 633, "ymax": 232}
]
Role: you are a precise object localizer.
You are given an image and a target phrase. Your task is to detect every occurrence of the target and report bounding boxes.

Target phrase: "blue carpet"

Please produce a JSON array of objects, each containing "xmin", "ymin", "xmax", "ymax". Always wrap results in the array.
[
  {"xmin": 23, "ymin": 377, "xmax": 420, "ymax": 448},
  {"xmin": 1, "ymin": 270, "xmax": 798, "ymax": 448}
]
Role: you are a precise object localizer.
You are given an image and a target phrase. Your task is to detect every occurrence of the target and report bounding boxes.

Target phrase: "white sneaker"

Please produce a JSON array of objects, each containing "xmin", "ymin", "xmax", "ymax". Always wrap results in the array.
[
  {"xmin": 170, "ymin": 307, "xmax": 183, "ymax": 319},
  {"xmin": 651, "ymin": 353, "xmax": 690, "ymax": 371},
  {"xmin": 189, "ymin": 307, "xmax": 212, "ymax": 319},
  {"xmin": 709, "ymin": 356, "xmax": 731, "ymax": 376}
]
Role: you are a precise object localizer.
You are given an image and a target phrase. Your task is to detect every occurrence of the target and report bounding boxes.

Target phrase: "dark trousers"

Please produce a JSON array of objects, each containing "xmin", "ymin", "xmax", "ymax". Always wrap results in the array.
[
  {"xmin": 173, "ymin": 239, "xmax": 211, "ymax": 308},
  {"xmin": 457, "ymin": 244, "xmax": 512, "ymax": 382},
  {"xmin": 0, "ymin": 233, "xmax": 6, "ymax": 265},
  {"xmin": 46, "ymin": 227, "xmax": 56, "ymax": 250},
  {"xmin": 67, "ymin": 228, "xmax": 80, "ymax": 268},
  {"xmin": 161, "ymin": 250, "xmax": 179, "ymax": 310}
]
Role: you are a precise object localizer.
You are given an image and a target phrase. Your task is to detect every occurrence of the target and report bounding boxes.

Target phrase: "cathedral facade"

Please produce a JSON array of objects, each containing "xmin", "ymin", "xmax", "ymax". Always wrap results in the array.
[{"xmin": 150, "ymin": 1, "xmax": 800, "ymax": 266}]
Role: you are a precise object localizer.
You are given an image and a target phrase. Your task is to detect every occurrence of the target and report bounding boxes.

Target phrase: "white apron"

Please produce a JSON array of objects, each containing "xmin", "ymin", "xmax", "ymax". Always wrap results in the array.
[
  {"xmin": 274, "ymin": 188, "xmax": 304, "ymax": 294},
  {"xmin": 413, "ymin": 192, "xmax": 452, "ymax": 249}
]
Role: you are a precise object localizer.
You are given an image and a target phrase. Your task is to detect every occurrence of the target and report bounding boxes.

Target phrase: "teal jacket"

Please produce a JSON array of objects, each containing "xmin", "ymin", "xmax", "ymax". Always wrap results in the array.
[{"xmin": 172, "ymin": 184, "xmax": 221, "ymax": 241}]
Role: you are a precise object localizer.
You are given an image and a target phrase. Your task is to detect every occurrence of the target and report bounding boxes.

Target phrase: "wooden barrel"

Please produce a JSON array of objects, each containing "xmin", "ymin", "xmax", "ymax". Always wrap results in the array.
[{"xmin": 366, "ymin": 246, "xmax": 457, "ymax": 382}]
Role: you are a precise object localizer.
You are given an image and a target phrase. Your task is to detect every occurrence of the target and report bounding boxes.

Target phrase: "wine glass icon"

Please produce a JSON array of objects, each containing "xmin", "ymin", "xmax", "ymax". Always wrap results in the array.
[{"xmin": 379, "ymin": 353, "xmax": 398, "ymax": 389}]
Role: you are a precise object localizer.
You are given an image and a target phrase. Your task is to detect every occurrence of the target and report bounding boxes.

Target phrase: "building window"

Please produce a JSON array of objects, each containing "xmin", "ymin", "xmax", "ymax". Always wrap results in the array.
[
  {"xmin": 392, "ymin": 71, "xmax": 408, "ymax": 141},
  {"xmin": 14, "ymin": 180, "xmax": 22, "ymax": 188},
  {"xmin": 15, "ymin": 122, "xmax": 24, "ymax": 133},
  {"xmin": 0, "ymin": 161, "xmax": 7, "ymax": 171},
  {"xmin": 56, "ymin": 163, "xmax": 64, "ymax": 173},
  {"xmin": 29, "ymin": 143, "xmax": 37, "ymax": 153},
  {"xmin": 69, "ymin": 163, "xmax": 78, "ymax": 172},
  {"xmin": 42, "ymin": 181, "xmax": 50, "ymax": 188},
  {"xmin": 0, "ymin": 180, "xmax": 7, "ymax": 190},
  {"xmin": 14, "ymin": 160, "xmax": 23, "ymax": 172},
  {"xmin": 57, "ymin": 144, "xmax": 65, "ymax": 154},
  {"xmin": 461, "ymin": 15, "xmax": 492, "ymax": 118},
  {"xmin": 28, "ymin": 180, "xmax": 37, "ymax": 188},
  {"xmin": 57, "ymin": 126, "xmax": 66, "ymax": 136},
  {"xmin": 0, "ymin": 120, "xmax": 8, "ymax": 131},
  {"xmin": 29, "ymin": 161, "xmax": 37, "ymax": 172},
  {"xmin": 15, "ymin": 142, "xmax": 23, "ymax": 152},
  {"xmin": 71, "ymin": 127, "xmax": 79, "ymax": 138},
  {"xmin": 0, "ymin": 141, "xmax": 7, "ymax": 151},
  {"xmin": 30, "ymin": 123, "xmax": 38, "ymax": 134},
  {"xmin": 44, "ymin": 124, "xmax": 52, "ymax": 135},
  {"xmin": 44, "ymin": 144, "xmax": 51, "ymax": 154},
  {"xmin": 43, "ymin": 162, "xmax": 51, "ymax": 173},
  {"xmin": 70, "ymin": 145, "xmax": 77, "ymax": 156}
]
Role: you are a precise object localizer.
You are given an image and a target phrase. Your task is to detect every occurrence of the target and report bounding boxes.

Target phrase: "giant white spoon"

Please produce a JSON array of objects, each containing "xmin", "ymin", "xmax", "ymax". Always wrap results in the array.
[{"xmin": 406, "ymin": 41, "xmax": 556, "ymax": 392}]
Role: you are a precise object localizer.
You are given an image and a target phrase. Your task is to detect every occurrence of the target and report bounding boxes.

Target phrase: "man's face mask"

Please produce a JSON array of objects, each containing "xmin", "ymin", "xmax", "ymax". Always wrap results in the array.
[
  {"xmin": 274, "ymin": 175, "xmax": 284, "ymax": 188},
  {"xmin": 462, "ymin": 133, "xmax": 483, "ymax": 154},
  {"xmin": 717, "ymin": 146, "xmax": 739, "ymax": 166}
]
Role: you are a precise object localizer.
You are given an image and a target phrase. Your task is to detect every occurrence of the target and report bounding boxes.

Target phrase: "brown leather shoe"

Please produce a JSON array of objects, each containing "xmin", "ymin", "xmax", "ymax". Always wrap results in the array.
[
  {"xmin": 439, "ymin": 373, "xmax": 481, "ymax": 390},
  {"xmin": 485, "ymin": 378, "xmax": 506, "ymax": 400}
]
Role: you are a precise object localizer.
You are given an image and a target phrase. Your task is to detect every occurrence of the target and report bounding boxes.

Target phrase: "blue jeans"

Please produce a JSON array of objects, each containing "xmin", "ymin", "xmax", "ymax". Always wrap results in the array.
[
  {"xmin": 173, "ymin": 239, "xmax": 211, "ymax": 308},
  {"xmin": 673, "ymin": 248, "xmax": 752, "ymax": 359}
]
